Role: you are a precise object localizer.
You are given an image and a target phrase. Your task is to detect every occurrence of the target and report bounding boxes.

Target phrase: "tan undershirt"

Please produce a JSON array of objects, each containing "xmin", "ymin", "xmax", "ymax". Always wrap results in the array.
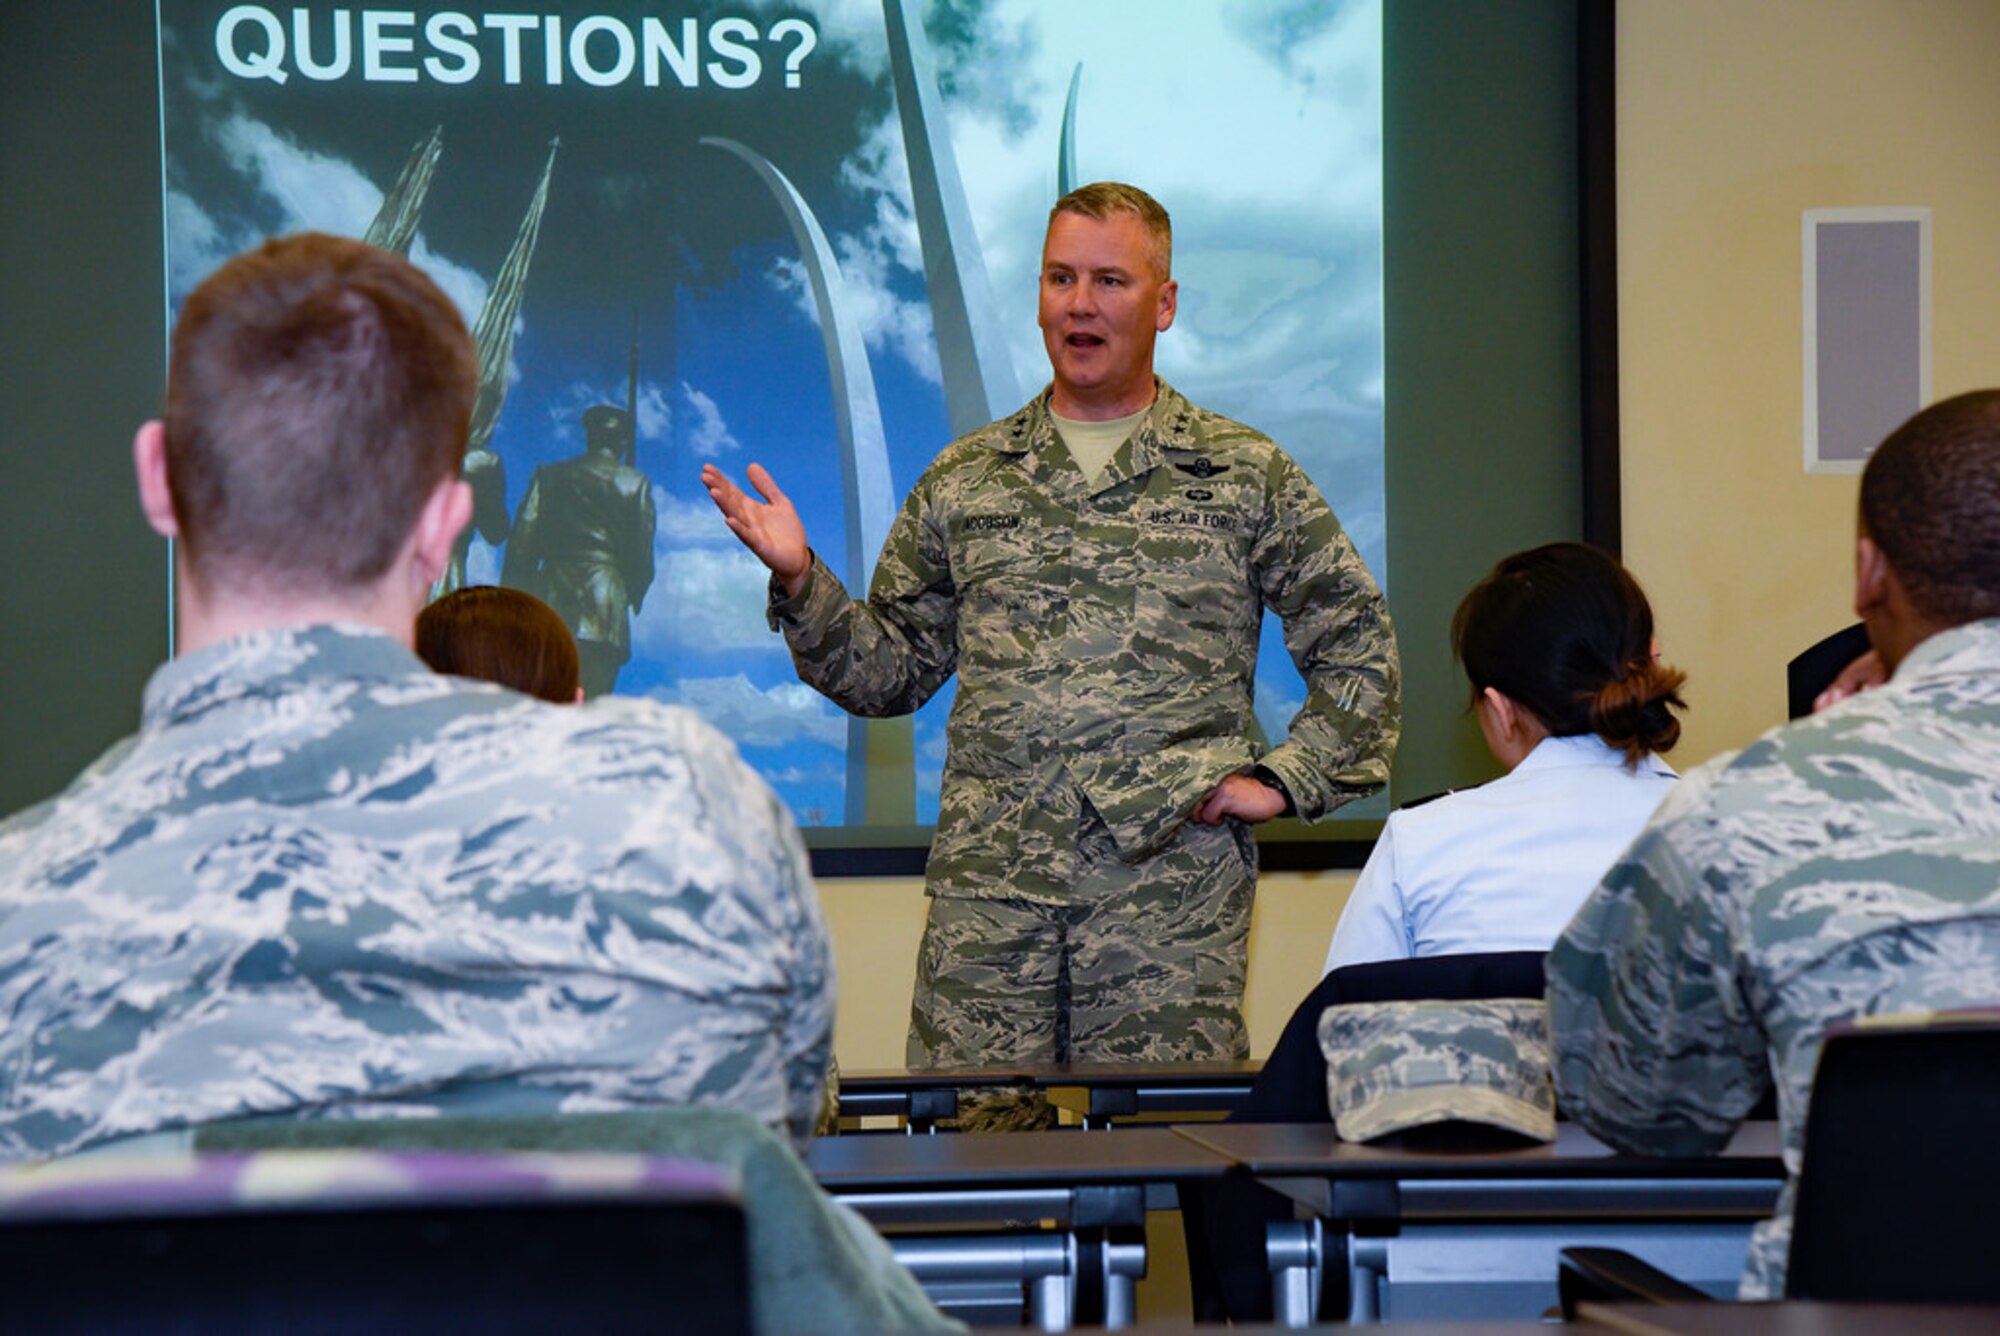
[{"xmin": 1051, "ymin": 405, "xmax": 1150, "ymax": 484}]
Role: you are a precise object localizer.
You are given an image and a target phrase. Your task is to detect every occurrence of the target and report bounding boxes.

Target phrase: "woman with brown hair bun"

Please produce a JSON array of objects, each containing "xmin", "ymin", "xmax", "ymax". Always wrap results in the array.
[
  {"xmin": 1324, "ymin": 542, "xmax": 1687, "ymax": 970},
  {"xmin": 416, "ymin": 585, "xmax": 583, "ymax": 705}
]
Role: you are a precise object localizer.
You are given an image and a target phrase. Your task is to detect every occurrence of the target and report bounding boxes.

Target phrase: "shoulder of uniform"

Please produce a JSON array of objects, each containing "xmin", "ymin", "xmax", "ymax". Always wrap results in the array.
[
  {"xmin": 924, "ymin": 433, "xmax": 1002, "ymax": 476},
  {"xmin": 436, "ymin": 689, "xmax": 712, "ymax": 762},
  {"xmin": 1628, "ymin": 738, "xmax": 1778, "ymax": 849},
  {"xmin": 1152, "ymin": 384, "xmax": 1284, "ymax": 465},
  {"xmin": 570, "ymin": 694, "xmax": 730, "ymax": 747},
  {"xmin": 948, "ymin": 393, "xmax": 1048, "ymax": 456},
  {"xmin": 507, "ymin": 699, "xmax": 768, "ymax": 807},
  {"xmin": 910, "ymin": 403, "xmax": 1046, "ymax": 497}
]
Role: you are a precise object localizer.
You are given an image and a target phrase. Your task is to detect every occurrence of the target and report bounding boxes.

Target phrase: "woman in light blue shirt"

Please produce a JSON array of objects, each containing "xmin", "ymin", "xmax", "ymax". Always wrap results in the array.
[{"xmin": 1325, "ymin": 543, "xmax": 1688, "ymax": 971}]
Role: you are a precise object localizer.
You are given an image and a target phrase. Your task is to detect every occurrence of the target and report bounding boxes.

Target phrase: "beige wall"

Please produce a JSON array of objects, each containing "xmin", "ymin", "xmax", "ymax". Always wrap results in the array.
[
  {"xmin": 1619, "ymin": 0, "xmax": 2000, "ymax": 766},
  {"xmin": 819, "ymin": 870, "xmax": 1353, "ymax": 1070}
]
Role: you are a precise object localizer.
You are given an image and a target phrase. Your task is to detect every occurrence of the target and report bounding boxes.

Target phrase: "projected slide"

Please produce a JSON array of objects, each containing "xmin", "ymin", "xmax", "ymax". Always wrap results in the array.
[{"xmin": 159, "ymin": 1, "xmax": 1385, "ymax": 834}]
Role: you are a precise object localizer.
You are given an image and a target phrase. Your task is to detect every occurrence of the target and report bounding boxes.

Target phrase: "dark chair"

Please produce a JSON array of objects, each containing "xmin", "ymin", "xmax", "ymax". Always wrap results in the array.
[
  {"xmin": 190, "ymin": 1105, "xmax": 957, "ymax": 1334},
  {"xmin": 1234, "ymin": 950, "xmax": 1550, "ymax": 1125},
  {"xmin": 1188, "ymin": 951, "xmax": 1548, "ymax": 1322},
  {"xmin": 0, "ymin": 1149, "xmax": 750, "ymax": 1334},
  {"xmin": 1560, "ymin": 1014, "xmax": 2000, "ymax": 1315},
  {"xmin": 1787, "ymin": 622, "xmax": 1871, "ymax": 719}
]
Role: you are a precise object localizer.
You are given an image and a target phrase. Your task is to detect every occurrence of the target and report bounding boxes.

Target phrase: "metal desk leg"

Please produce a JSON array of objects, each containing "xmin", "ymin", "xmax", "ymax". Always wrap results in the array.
[
  {"xmin": 1100, "ymin": 1227, "xmax": 1147, "ymax": 1328},
  {"xmin": 1267, "ymin": 1218, "xmax": 1323, "ymax": 1328},
  {"xmin": 1347, "ymin": 1235, "xmax": 1388, "ymax": 1324},
  {"xmin": 1030, "ymin": 1264, "xmax": 1074, "ymax": 1332},
  {"xmin": 893, "ymin": 1233, "xmax": 1076, "ymax": 1330}
]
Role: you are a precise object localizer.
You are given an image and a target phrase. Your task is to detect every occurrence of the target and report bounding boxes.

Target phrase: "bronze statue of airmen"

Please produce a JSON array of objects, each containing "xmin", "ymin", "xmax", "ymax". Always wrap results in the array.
[{"xmin": 504, "ymin": 404, "xmax": 658, "ymax": 697}]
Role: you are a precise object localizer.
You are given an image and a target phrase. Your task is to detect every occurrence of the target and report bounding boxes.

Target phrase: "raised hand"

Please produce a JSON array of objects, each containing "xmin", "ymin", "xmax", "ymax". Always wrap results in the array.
[{"xmin": 702, "ymin": 462, "xmax": 812, "ymax": 597}]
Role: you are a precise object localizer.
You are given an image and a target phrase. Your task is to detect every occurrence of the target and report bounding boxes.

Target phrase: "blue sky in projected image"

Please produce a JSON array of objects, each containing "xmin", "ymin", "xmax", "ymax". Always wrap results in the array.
[{"xmin": 159, "ymin": 0, "xmax": 1384, "ymax": 829}]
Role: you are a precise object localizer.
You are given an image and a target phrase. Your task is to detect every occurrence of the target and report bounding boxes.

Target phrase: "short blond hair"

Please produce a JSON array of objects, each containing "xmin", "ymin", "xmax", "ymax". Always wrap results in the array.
[{"xmin": 1048, "ymin": 181, "xmax": 1172, "ymax": 279}]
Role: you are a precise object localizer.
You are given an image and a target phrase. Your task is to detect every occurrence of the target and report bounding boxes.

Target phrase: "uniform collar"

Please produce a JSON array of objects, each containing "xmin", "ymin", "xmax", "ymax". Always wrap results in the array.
[
  {"xmin": 1512, "ymin": 732, "xmax": 1675, "ymax": 779},
  {"xmin": 142, "ymin": 624, "xmax": 427, "ymax": 730},
  {"xmin": 1889, "ymin": 618, "xmax": 2000, "ymax": 686},
  {"xmin": 987, "ymin": 379, "xmax": 1209, "ymax": 494}
]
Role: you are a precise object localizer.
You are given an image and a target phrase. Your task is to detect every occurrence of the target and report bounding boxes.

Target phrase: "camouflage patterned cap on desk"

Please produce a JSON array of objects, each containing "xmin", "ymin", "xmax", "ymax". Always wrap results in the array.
[{"xmin": 1318, "ymin": 998, "xmax": 1556, "ymax": 1143}]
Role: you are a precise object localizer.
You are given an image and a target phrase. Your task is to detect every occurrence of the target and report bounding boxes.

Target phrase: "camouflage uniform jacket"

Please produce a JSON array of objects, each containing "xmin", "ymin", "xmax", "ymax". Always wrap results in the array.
[
  {"xmin": 0, "ymin": 625, "xmax": 833, "ymax": 1161},
  {"xmin": 770, "ymin": 381, "xmax": 1399, "ymax": 900},
  {"xmin": 1547, "ymin": 619, "xmax": 2000, "ymax": 1298}
]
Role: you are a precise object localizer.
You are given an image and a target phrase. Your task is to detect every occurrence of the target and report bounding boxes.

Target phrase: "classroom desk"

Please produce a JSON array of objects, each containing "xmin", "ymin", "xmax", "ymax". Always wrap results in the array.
[
  {"xmin": 1174, "ymin": 1122, "xmax": 1786, "ymax": 1327},
  {"xmin": 809, "ymin": 1127, "xmax": 1235, "ymax": 1329},
  {"xmin": 1085, "ymin": 1304, "xmax": 2000, "ymax": 1336},
  {"xmin": 837, "ymin": 1061, "xmax": 1262, "ymax": 1130},
  {"xmin": 1574, "ymin": 1300, "xmax": 2000, "ymax": 1335}
]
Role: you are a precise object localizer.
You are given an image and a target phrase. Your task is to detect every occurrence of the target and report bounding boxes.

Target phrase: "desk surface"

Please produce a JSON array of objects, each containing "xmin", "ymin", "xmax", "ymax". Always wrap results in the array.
[
  {"xmin": 1173, "ymin": 1121, "xmax": 1784, "ymax": 1179},
  {"xmin": 839, "ymin": 1061, "xmax": 1261, "ymax": 1090},
  {"xmin": 807, "ymin": 1125, "xmax": 1236, "ymax": 1191},
  {"xmin": 809, "ymin": 1121, "xmax": 1785, "ymax": 1191},
  {"xmin": 1083, "ymin": 1324, "xmax": 1558, "ymax": 1335},
  {"xmin": 1577, "ymin": 1300, "xmax": 2000, "ymax": 1335}
]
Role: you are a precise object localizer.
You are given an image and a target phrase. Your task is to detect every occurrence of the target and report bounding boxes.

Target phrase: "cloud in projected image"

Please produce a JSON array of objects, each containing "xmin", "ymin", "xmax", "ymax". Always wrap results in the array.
[
  {"xmin": 170, "ymin": 115, "xmax": 490, "ymax": 324},
  {"xmin": 631, "ymin": 545, "xmax": 787, "ymax": 658},
  {"xmin": 652, "ymin": 675, "xmax": 845, "ymax": 749}
]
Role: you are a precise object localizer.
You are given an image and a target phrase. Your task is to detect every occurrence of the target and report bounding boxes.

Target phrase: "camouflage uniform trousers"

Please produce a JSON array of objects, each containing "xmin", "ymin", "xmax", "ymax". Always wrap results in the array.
[{"xmin": 907, "ymin": 801, "xmax": 1254, "ymax": 1130}]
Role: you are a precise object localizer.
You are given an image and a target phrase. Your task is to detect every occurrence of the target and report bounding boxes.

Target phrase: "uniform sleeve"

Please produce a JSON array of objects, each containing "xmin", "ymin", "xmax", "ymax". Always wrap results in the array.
[
  {"xmin": 767, "ymin": 482, "xmax": 959, "ymax": 718},
  {"xmin": 662, "ymin": 711, "xmax": 836, "ymax": 1153},
  {"xmin": 1251, "ymin": 452, "xmax": 1400, "ymax": 819},
  {"xmin": 1545, "ymin": 777, "xmax": 1771, "ymax": 1157},
  {"xmin": 764, "ymin": 794, "xmax": 837, "ymax": 1151},
  {"xmin": 1325, "ymin": 816, "xmax": 1411, "ymax": 972}
]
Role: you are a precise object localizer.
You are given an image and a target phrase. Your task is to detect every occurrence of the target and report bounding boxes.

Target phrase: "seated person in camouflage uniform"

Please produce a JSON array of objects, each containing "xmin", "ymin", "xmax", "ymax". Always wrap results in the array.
[
  {"xmin": 0, "ymin": 234, "xmax": 834, "ymax": 1160},
  {"xmin": 417, "ymin": 584, "xmax": 583, "ymax": 703},
  {"xmin": 1549, "ymin": 388, "xmax": 2000, "ymax": 1298}
]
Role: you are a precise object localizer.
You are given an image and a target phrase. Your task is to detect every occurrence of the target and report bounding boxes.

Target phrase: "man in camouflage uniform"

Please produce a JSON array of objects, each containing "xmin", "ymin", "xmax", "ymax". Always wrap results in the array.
[
  {"xmin": 504, "ymin": 403, "xmax": 658, "ymax": 698},
  {"xmin": 0, "ymin": 235, "xmax": 832, "ymax": 1160},
  {"xmin": 1548, "ymin": 388, "xmax": 2000, "ymax": 1297},
  {"xmin": 705, "ymin": 183, "xmax": 1397, "ymax": 1107}
]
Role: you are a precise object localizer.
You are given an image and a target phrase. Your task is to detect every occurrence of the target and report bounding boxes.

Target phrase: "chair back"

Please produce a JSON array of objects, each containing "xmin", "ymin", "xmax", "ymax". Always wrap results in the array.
[
  {"xmin": 1788, "ymin": 1015, "xmax": 2000, "ymax": 1301},
  {"xmin": 189, "ymin": 1105, "xmax": 959, "ymax": 1334},
  {"xmin": 0, "ymin": 1149, "xmax": 750, "ymax": 1334},
  {"xmin": 1234, "ymin": 950, "xmax": 1548, "ymax": 1124},
  {"xmin": 1786, "ymin": 622, "xmax": 1871, "ymax": 719}
]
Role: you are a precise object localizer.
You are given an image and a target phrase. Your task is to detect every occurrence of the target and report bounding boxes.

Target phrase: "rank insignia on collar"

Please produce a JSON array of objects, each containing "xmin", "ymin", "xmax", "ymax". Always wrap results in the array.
[{"xmin": 1174, "ymin": 457, "xmax": 1229, "ymax": 479}]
